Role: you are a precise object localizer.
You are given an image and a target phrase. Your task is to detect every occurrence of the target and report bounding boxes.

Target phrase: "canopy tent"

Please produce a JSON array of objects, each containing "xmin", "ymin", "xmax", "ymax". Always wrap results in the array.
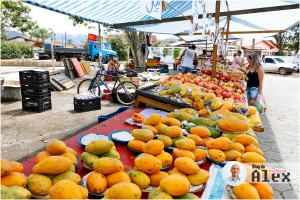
[
  {"xmin": 24, "ymin": 0, "xmax": 299, "ymax": 40},
  {"xmin": 24, "ymin": 0, "xmax": 299, "ymax": 76},
  {"xmin": 25, "ymin": 0, "xmax": 298, "ymax": 29}
]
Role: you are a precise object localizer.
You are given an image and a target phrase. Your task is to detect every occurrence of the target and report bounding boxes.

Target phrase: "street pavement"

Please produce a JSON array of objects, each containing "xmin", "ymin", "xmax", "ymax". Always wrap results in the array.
[
  {"xmin": 258, "ymin": 73, "xmax": 299, "ymax": 199},
  {"xmin": 0, "ymin": 66, "xmax": 299, "ymax": 199}
]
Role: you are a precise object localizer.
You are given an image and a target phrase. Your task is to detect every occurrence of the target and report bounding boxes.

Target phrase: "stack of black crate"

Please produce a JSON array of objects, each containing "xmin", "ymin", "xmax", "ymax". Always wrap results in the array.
[{"xmin": 19, "ymin": 70, "xmax": 52, "ymax": 112}]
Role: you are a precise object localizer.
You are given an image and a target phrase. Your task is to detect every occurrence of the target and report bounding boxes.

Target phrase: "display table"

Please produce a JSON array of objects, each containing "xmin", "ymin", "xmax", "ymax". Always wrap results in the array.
[{"xmin": 21, "ymin": 106, "xmax": 211, "ymax": 198}]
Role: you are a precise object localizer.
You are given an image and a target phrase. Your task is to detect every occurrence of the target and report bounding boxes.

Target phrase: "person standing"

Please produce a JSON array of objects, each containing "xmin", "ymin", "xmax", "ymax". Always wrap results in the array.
[
  {"xmin": 246, "ymin": 53, "xmax": 264, "ymax": 106},
  {"xmin": 236, "ymin": 50, "xmax": 245, "ymax": 67},
  {"xmin": 178, "ymin": 44, "xmax": 197, "ymax": 74}
]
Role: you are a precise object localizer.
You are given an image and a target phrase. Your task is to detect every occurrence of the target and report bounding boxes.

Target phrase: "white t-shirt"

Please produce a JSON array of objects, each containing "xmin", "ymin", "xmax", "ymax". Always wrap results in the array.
[
  {"xmin": 182, "ymin": 49, "xmax": 195, "ymax": 68},
  {"xmin": 236, "ymin": 56, "xmax": 243, "ymax": 63}
]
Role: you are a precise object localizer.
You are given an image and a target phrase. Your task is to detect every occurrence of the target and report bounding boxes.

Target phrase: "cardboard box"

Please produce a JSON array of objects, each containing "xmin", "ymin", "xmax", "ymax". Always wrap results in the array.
[{"xmin": 124, "ymin": 77, "xmax": 140, "ymax": 86}]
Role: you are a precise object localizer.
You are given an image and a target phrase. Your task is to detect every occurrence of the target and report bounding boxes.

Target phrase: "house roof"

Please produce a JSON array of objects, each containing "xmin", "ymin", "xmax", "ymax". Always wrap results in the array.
[
  {"xmin": 7, "ymin": 36, "xmax": 42, "ymax": 42},
  {"xmin": 242, "ymin": 39, "xmax": 279, "ymax": 51}
]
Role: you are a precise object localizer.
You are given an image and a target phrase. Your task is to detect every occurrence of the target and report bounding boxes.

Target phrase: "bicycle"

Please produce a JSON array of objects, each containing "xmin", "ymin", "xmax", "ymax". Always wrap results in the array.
[{"xmin": 77, "ymin": 64, "xmax": 138, "ymax": 105}]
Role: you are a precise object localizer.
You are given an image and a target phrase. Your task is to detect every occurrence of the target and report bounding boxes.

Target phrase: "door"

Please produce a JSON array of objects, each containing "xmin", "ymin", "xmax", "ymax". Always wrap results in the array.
[{"xmin": 263, "ymin": 58, "xmax": 276, "ymax": 72}]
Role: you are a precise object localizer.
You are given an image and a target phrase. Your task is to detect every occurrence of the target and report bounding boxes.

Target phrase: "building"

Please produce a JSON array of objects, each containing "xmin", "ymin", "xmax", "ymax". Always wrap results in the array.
[
  {"xmin": 241, "ymin": 39, "xmax": 279, "ymax": 58},
  {"xmin": 7, "ymin": 36, "xmax": 43, "ymax": 49}
]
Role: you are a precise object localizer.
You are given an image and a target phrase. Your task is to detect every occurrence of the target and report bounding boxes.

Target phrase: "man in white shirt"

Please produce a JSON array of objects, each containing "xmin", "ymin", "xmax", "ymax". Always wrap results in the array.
[
  {"xmin": 225, "ymin": 164, "xmax": 244, "ymax": 186},
  {"xmin": 178, "ymin": 44, "xmax": 197, "ymax": 74}
]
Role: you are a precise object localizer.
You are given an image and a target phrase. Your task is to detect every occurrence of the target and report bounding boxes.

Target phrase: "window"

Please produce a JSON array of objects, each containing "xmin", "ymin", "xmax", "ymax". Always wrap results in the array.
[
  {"xmin": 265, "ymin": 58, "xmax": 274, "ymax": 63},
  {"xmin": 274, "ymin": 58, "xmax": 284, "ymax": 63}
]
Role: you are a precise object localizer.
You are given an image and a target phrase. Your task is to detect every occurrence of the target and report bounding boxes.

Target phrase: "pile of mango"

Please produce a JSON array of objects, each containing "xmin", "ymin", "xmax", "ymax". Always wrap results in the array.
[
  {"xmin": 1, "ymin": 159, "xmax": 31, "ymax": 199},
  {"xmin": 1, "ymin": 140, "xmax": 88, "ymax": 199},
  {"xmin": 81, "ymin": 139, "xmax": 120, "ymax": 169},
  {"xmin": 148, "ymin": 157, "xmax": 209, "ymax": 199}
]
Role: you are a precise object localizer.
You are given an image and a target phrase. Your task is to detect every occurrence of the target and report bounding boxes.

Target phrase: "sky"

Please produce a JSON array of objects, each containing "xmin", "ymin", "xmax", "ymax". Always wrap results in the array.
[{"xmin": 26, "ymin": 3, "xmax": 178, "ymax": 40}]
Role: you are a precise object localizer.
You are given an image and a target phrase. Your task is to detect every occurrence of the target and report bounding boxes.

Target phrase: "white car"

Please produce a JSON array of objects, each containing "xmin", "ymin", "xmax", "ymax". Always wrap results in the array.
[{"xmin": 262, "ymin": 56, "xmax": 297, "ymax": 75}]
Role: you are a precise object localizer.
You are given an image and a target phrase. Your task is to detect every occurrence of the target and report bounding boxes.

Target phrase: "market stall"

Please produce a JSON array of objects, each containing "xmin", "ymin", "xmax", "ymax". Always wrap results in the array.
[{"xmin": 2, "ymin": 0, "xmax": 297, "ymax": 199}]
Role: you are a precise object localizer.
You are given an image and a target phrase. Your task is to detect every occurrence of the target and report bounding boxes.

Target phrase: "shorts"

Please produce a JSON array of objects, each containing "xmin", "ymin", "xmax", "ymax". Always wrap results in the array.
[
  {"xmin": 181, "ymin": 66, "xmax": 193, "ymax": 74},
  {"xmin": 246, "ymin": 87, "xmax": 259, "ymax": 99}
]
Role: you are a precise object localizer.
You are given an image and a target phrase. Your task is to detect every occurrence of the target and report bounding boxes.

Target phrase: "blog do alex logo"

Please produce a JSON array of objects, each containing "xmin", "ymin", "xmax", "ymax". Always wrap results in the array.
[{"xmin": 251, "ymin": 164, "xmax": 291, "ymax": 183}]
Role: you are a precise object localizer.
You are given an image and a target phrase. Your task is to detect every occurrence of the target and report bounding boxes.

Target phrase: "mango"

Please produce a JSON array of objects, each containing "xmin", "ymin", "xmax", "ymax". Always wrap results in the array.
[
  {"xmin": 85, "ymin": 139, "xmax": 114, "ymax": 155},
  {"xmin": 128, "ymin": 169, "xmax": 150, "ymax": 189},
  {"xmin": 52, "ymin": 171, "xmax": 81, "ymax": 185},
  {"xmin": 93, "ymin": 157, "xmax": 124, "ymax": 175},
  {"xmin": 131, "ymin": 129, "xmax": 154, "ymax": 142},
  {"xmin": 27, "ymin": 174, "xmax": 52, "ymax": 196},
  {"xmin": 32, "ymin": 156, "xmax": 72, "ymax": 175}
]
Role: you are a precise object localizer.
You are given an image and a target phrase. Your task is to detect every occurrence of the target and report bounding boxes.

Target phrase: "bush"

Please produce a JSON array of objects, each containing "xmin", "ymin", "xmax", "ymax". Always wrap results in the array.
[{"xmin": 1, "ymin": 41, "xmax": 34, "ymax": 59}]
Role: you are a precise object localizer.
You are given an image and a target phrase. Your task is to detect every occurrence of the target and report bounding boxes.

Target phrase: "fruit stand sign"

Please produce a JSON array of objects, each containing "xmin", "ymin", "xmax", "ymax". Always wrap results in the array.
[{"xmin": 140, "ymin": 0, "xmax": 162, "ymax": 20}]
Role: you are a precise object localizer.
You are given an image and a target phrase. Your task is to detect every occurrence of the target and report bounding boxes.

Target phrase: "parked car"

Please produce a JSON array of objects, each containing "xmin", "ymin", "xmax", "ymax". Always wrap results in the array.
[
  {"xmin": 293, "ymin": 53, "xmax": 299, "ymax": 72},
  {"xmin": 262, "ymin": 56, "xmax": 298, "ymax": 75}
]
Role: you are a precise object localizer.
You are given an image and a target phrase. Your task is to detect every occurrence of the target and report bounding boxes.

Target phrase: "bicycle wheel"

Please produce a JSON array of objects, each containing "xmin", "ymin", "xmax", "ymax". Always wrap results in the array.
[
  {"xmin": 114, "ymin": 81, "xmax": 137, "ymax": 105},
  {"xmin": 77, "ymin": 79, "xmax": 101, "ymax": 96}
]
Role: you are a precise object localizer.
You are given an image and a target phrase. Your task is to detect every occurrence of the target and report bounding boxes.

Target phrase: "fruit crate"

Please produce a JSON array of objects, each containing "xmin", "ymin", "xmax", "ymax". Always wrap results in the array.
[
  {"xmin": 22, "ymin": 97, "xmax": 52, "ymax": 112},
  {"xmin": 19, "ymin": 70, "xmax": 50, "ymax": 85},
  {"xmin": 74, "ymin": 97, "xmax": 101, "ymax": 112},
  {"xmin": 21, "ymin": 85, "xmax": 51, "ymax": 97}
]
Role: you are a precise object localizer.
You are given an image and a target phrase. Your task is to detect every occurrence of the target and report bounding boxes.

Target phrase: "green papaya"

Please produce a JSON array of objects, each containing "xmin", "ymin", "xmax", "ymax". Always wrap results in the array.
[
  {"xmin": 172, "ymin": 136, "xmax": 186, "ymax": 147},
  {"xmin": 191, "ymin": 117, "xmax": 213, "ymax": 126},
  {"xmin": 81, "ymin": 152, "xmax": 99, "ymax": 168},
  {"xmin": 167, "ymin": 112, "xmax": 193, "ymax": 122},
  {"xmin": 185, "ymin": 125, "xmax": 221, "ymax": 139},
  {"xmin": 167, "ymin": 84, "xmax": 182, "ymax": 95},
  {"xmin": 174, "ymin": 193, "xmax": 200, "ymax": 199},
  {"xmin": 1, "ymin": 186, "xmax": 14, "ymax": 199},
  {"xmin": 101, "ymin": 150, "xmax": 120, "ymax": 160},
  {"xmin": 209, "ymin": 121, "xmax": 219, "ymax": 128},
  {"xmin": 159, "ymin": 90, "xmax": 168, "ymax": 96},
  {"xmin": 179, "ymin": 87, "xmax": 189, "ymax": 97},
  {"xmin": 9, "ymin": 186, "xmax": 31, "ymax": 199}
]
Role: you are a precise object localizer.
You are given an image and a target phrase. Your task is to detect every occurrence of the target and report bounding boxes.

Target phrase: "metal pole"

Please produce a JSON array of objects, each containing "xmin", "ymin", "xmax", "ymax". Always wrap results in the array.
[
  {"xmin": 212, "ymin": 0, "xmax": 221, "ymax": 78},
  {"xmin": 98, "ymin": 23, "xmax": 102, "ymax": 66},
  {"xmin": 50, "ymin": 30, "xmax": 55, "ymax": 72}
]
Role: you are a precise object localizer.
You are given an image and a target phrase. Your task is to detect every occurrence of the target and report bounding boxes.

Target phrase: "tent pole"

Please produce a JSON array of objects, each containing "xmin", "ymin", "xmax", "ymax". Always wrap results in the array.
[
  {"xmin": 252, "ymin": 38, "xmax": 255, "ymax": 53},
  {"xmin": 98, "ymin": 23, "xmax": 102, "ymax": 66},
  {"xmin": 224, "ymin": 15, "xmax": 230, "ymax": 66},
  {"xmin": 212, "ymin": 0, "xmax": 221, "ymax": 78}
]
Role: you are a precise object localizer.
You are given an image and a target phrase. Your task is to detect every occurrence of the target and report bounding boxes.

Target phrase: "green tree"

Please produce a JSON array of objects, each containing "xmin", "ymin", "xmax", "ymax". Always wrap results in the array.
[
  {"xmin": 1, "ymin": 1, "xmax": 37, "ymax": 39},
  {"xmin": 274, "ymin": 22, "xmax": 299, "ymax": 54},
  {"xmin": 152, "ymin": 40, "xmax": 170, "ymax": 47},
  {"xmin": 108, "ymin": 35, "xmax": 129, "ymax": 61},
  {"xmin": 124, "ymin": 31, "xmax": 148, "ymax": 68},
  {"xmin": 1, "ymin": 41, "xmax": 34, "ymax": 59},
  {"xmin": 66, "ymin": 39, "xmax": 74, "ymax": 46},
  {"xmin": 68, "ymin": 16, "xmax": 148, "ymax": 67},
  {"xmin": 69, "ymin": 16, "xmax": 94, "ymax": 29}
]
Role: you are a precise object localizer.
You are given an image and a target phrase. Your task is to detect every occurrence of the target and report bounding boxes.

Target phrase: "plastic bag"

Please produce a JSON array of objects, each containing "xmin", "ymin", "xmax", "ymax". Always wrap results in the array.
[{"xmin": 254, "ymin": 94, "xmax": 267, "ymax": 114}]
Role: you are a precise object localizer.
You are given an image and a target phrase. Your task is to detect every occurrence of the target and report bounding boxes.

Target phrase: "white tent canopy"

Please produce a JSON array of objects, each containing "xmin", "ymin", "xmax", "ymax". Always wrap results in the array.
[{"xmin": 25, "ymin": 0, "xmax": 299, "ymax": 38}]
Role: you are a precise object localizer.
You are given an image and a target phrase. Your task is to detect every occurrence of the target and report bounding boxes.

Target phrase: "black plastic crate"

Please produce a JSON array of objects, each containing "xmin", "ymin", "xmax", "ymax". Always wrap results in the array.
[
  {"xmin": 22, "ymin": 98, "xmax": 52, "ymax": 112},
  {"xmin": 74, "ymin": 97, "xmax": 101, "ymax": 112},
  {"xmin": 21, "ymin": 85, "xmax": 51, "ymax": 97},
  {"xmin": 19, "ymin": 70, "xmax": 50, "ymax": 85}
]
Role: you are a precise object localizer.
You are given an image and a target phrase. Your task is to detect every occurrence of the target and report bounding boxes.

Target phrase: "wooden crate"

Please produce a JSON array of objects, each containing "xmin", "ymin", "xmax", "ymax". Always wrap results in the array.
[{"xmin": 124, "ymin": 77, "xmax": 140, "ymax": 86}]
